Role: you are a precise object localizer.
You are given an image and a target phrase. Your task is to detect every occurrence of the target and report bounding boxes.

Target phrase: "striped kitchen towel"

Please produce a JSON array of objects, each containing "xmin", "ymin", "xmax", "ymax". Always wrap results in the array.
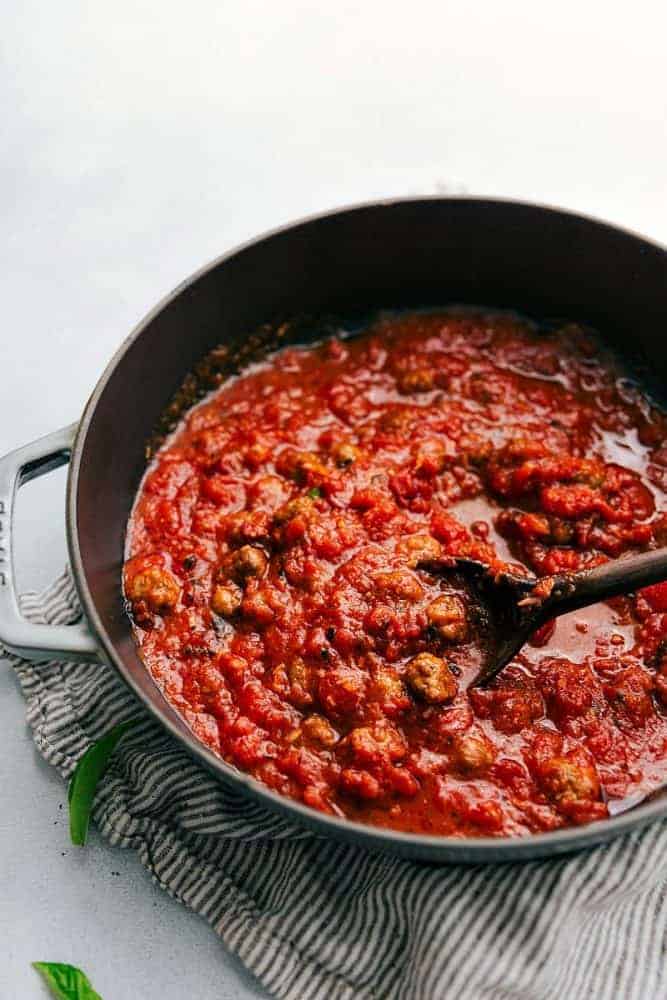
[{"xmin": 6, "ymin": 569, "xmax": 667, "ymax": 1000}]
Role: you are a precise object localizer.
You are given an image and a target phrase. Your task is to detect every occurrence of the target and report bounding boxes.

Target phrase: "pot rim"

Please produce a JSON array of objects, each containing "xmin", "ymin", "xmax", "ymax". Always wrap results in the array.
[{"xmin": 66, "ymin": 196, "xmax": 667, "ymax": 860}]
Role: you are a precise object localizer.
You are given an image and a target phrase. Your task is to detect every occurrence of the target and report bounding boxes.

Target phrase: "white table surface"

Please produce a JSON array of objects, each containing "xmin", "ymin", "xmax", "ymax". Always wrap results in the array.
[{"xmin": 2, "ymin": 1, "xmax": 666, "ymax": 997}]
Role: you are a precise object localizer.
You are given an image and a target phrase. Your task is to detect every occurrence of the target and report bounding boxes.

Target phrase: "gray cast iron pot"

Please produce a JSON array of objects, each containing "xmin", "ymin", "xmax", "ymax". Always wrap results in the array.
[{"xmin": 1, "ymin": 198, "xmax": 666, "ymax": 863}]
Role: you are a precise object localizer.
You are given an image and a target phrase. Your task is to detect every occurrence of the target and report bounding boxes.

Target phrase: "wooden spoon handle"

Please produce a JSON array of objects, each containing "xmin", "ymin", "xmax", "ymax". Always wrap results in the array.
[
  {"xmin": 549, "ymin": 547, "xmax": 667, "ymax": 617},
  {"xmin": 470, "ymin": 547, "xmax": 667, "ymax": 689}
]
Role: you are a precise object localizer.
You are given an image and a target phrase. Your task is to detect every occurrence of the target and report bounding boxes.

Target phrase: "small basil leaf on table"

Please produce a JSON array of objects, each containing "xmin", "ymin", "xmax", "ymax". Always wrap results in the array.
[
  {"xmin": 68, "ymin": 720, "xmax": 138, "ymax": 846},
  {"xmin": 32, "ymin": 962, "xmax": 103, "ymax": 999}
]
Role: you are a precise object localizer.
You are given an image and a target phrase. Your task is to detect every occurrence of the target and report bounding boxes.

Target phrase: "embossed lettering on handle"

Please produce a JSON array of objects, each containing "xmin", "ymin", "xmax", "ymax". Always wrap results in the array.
[{"xmin": 0, "ymin": 499, "xmax": 7, "ymax": 589}]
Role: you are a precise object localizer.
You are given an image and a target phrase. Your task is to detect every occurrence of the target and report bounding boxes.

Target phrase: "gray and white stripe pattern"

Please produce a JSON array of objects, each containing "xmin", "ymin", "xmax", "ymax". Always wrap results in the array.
[{"xmin": 7, "ymin": 570, "xmax": 667, "ymax": 999}]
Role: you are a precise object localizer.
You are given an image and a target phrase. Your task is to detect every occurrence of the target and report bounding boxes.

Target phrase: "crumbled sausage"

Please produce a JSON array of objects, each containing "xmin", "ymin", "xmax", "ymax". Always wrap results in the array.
[
  {"xmin": 453, "ymin": 730, "xmax": 495, "ymax": 773},
  {"xmin": 276, "ymin": 448, "xmax": 329, "ymax": 483},
  {"xmin": 396, "ymin": 533, "xmax": 443, "ymax": 568},
  {"xmin": 211, "ymin": 583, "xmax": 242, "ymax": 617},
  {"xmin": 273, "ymin": 496, "xmax": 315, "ymax": 525},
  {"xmin": 538, "ymin": 754, "xmax": 601, "ymax": 806},
  {"xmin": 413, "ymin": 439, "xmax": 449, "ymax": 476},
  {"xmin": 379, "ymin": 407, "xmax": 418, "ymax": 435},
  {"xmin": 220, "ymin": 510, "xmax": 271, "ymax": 546},
  {"xmin": 397, "ymin": 369, "xmax": 434, "ymax": 394},
  {"xmin": 426, "ymin": 594, "xmax": 468, "ymax": 642},
  {"xmin": 302, "ymin": 714, "xmax": 339, "ymax": 748},
  {"xmin": 459, "ymin": 433, "xmax": 493, "ymax": 467},
  {"xmin": 284, "ymin": 657, "xmax": 315, "ymax": 707},
  {"xmin": 345, "ymin": 722, "xmax": 407, "ymax": 766},
  {"xmin": 406, "ymin": 653, "xmax": 458, "ymax": 704},
  {"xmin": 220, "ymin": 545, "xmax": 268, "ymax": 583},
  {"xmin": 340, "ymin": 768, "xmax": 382, "ymax": 800},
  {"xmin": 332, "ymin": 441, "xmax": 362, "ymax": 467},
  {"xmin": 373, "ymin": 569, "xmax": 424, "ymax": 602},
  {"xmin": 603, "ymin": 666, "xmax": 655, "ymax": 728},
  {"xmin": 372, "ymin": 668, "xmax": 411, "ymax": 714},
  {"xmin": 126, "ymin": 566, "xmax": 180, "ymax": 613}
]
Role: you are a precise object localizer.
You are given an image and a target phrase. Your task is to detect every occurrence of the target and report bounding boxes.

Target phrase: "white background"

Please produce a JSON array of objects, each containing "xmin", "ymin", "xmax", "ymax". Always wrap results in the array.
[{"xmin": 1, "ymin": 1, "xmax": 666, "ymax": 997}]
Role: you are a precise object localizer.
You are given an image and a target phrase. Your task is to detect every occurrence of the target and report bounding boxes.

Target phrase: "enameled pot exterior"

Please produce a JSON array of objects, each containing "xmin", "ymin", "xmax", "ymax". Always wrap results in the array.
[{"xmin": 3, "ymin": 199, "xmax": 666, "ymax": 862}]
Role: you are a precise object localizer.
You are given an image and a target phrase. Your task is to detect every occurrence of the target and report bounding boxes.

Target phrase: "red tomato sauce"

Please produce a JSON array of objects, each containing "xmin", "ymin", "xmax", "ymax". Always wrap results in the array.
[{"xmin": 124, "ymin": 311, "xmax": 667, "ymax": 838}]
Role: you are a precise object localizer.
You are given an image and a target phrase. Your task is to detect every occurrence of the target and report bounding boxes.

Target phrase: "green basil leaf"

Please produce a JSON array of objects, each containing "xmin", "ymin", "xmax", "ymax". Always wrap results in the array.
[
  {"xmin": 32, "ymin": 962, "xmax": 103, "ymax": 999},
  {"xmin": 68, "ymin": 720, "xmax": 137, "ymax": 846},
  {"xmin": 307, "ymin": 486, "xmax": 322, "ymax": 499}
]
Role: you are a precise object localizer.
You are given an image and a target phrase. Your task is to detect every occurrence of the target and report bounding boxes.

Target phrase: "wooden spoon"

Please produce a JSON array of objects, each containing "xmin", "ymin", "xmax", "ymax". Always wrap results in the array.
[{"xmin": 423, "ymin": 548, "xmax": 667, "ymax": 687}]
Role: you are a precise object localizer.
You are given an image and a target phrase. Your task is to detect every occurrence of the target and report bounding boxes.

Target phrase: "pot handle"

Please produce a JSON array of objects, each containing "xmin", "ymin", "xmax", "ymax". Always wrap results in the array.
[{"xmin": 0, "ymin": 423, "xmax": 100, "ymax": 662}]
